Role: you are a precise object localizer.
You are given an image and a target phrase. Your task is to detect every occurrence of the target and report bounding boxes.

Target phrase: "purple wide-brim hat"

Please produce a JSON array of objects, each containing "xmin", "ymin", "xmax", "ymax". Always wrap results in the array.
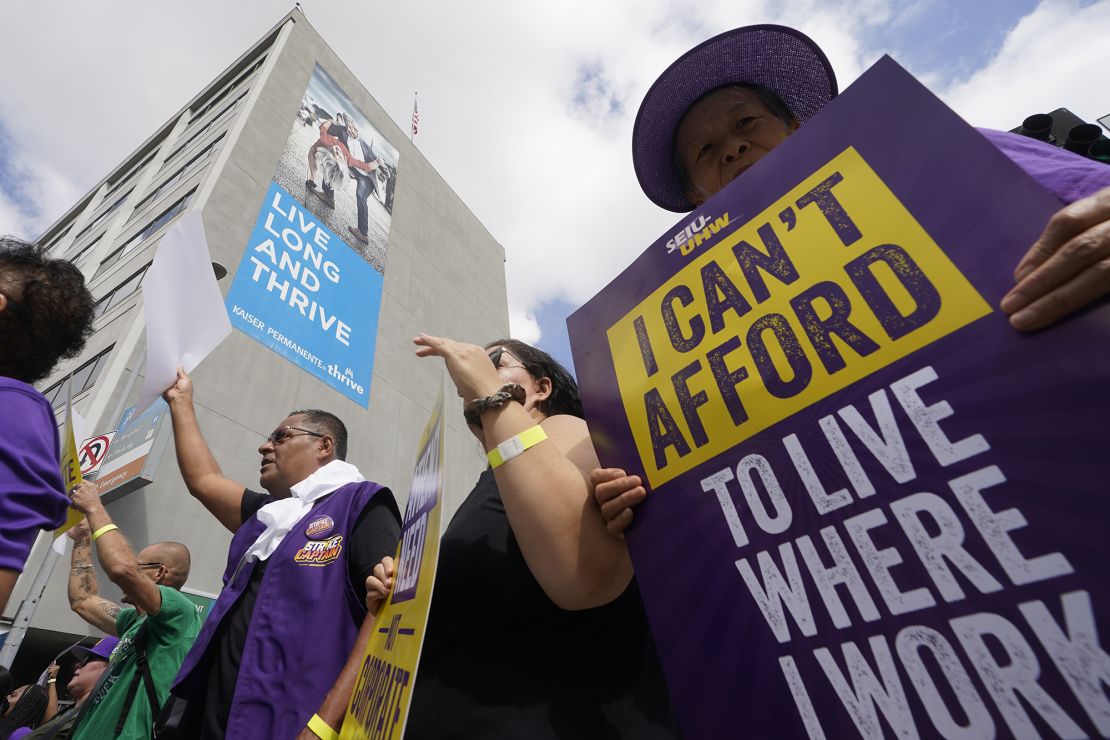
[
  {"xmin": 68, "ymin": 635, "xmax": 119, "ymax": 662},
  {"xmin": 633, "ymin": 24, "xmax": 838, "ymax": 213}
]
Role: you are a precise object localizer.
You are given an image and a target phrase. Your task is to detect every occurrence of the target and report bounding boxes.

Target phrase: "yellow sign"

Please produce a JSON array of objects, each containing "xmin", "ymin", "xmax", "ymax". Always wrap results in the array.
[
  {"xmin": 341, "ymin": 383, "xmax": 445, "ymax": 739},
  {"xmin": 607, "ymin": 147, "xmax": 991, "ymax": 488},
  {"xmin": 56, "ymin": 386, "xmax": 84, "ymax": 536}
]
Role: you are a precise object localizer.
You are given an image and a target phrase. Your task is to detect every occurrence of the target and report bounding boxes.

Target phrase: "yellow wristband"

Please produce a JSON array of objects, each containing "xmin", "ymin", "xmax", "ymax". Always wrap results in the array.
[
  {"xmin": 487, "ymin": 426, "xmax": 547, "ymax": 469},
  {"xmin": 91, "ymin": 524, "xmax": 119, "ymax": 542},
  {"xmin": 308, "ymin": 714, "xmax": 339, "ymax": 740}
]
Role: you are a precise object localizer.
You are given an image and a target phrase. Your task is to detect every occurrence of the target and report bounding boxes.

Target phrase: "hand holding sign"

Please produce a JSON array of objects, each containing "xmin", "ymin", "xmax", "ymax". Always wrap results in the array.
[
  {"xmin": 1002, "ymin": 184, "xmax": 1110, "ymax": 330},
  {"xmin": 364, "ymin": 555, "xmax": 395, "ymax": 613},
  {"xmin": 590, "ymin": 468, "xmax": 645, "ymax": 539},
  {"xmin": 68, "ymin": 481, "xmax": 102, "ymax": 516},
  {"xmin": 67, "ymin": 520, "xmax": 90, "ymax": 542}
]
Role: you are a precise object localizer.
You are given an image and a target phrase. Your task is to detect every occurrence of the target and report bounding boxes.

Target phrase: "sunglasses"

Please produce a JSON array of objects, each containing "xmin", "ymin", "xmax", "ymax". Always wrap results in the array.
[
  {"xmin": 265, "ymin": 426, "xmax": 325, "ymax": 445},
  {"xmin": 137, "ymin": 561, "xmax": 163, "ymax": 571},
  {"xmin": 488, "ymin": 347, "xmax": 527, "ymax": 371}
]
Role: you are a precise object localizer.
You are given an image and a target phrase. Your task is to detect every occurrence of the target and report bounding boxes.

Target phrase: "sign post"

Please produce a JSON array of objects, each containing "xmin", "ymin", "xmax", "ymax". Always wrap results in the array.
[
  {"xmin": 93, "ymin": 400, "xmax": 172, "ymax": 503},
  {"xmin": 568, "ymin": 58, "xmax": 1110, "ymax": 739}
]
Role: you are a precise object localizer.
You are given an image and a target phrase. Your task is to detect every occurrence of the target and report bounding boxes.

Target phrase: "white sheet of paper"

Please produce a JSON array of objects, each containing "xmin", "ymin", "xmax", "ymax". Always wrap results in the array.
[
  {"xmin": 136, "ymin": 211, "xmax": 231, "ymax": 412},
  {"xmin": 72, "ymin": 409, "xmax": 88, "ymax": 449},
  {"xmin": 51, "ymin": 532, "xmax": 70, "ymax": 554}
]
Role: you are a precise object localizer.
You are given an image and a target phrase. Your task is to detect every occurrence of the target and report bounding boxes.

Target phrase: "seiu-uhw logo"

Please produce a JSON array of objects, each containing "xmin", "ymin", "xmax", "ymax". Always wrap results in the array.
[{"xmin": 665, "ymin": 212, "xmax": 731, "ymax": 256}]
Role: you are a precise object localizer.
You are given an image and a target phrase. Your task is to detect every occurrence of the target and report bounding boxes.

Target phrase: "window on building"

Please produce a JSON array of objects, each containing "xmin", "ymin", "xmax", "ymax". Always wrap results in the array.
[
  {"xmin": 75, "ymin": 187, "xmax": 133, "ymax": 241},
  {"xmin": 132, "ymin": 134, "xmax": 223, "ymax": 220},
  {"xmin": 163, "ymin": 92, "xmax": 247, "ymax": 168},
  {"xmin": 105, "ymin": 151, "xmax": 156, "ymax": 197},
  {"xmin": 39, "ymin": 345, "xmax": 116, "ymax": 410},
  {"xmin": 41, "ymin": 224, "xmax": 73, "ymax": 255},
  {"xmin": 69, "ymin": 233, "xmax": 104, "ymax": 269},
  {"xmin": 189, "ymin": 54, "xmax": 265, "ymax": 120},
  {"xmin": 93, "ymin": 190, "xmax": 195, "ymax": 280},
  {"xmin": 92, "ymin": 264, "xmax": 150, "ymax": 320}
]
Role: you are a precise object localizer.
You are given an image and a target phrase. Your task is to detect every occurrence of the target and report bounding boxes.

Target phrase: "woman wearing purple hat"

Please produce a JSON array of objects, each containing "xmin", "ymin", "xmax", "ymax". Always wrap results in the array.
[{"xmin": 594, "ymin": 23, "xmax": 1110, "ymax": 534}]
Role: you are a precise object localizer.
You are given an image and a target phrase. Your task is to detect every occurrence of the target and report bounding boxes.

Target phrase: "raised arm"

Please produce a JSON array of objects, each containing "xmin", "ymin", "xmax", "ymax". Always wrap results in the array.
[
  {"xmin": 45, "ymin": 662, "xmax": 59, "ymax": 720},
  {"xmin": 67, "ymin": 521, "xmax": 123, "ymax": 635},
  {"xmin": 415, "ymin": 335, "xmax": 632, "ymax": 611},
  {"xmin": 163, "ymin": 369, "xmax": 247, "ymax": 532},
  {"xmin": 70, "ymin": 483, "xmax": 163, "ymax": 616}
]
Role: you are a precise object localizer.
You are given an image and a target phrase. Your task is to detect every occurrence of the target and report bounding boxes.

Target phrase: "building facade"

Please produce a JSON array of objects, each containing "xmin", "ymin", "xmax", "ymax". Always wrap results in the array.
[{"xmin": 4, "ymin": 9, "xmax": 508, "ymax": 669}]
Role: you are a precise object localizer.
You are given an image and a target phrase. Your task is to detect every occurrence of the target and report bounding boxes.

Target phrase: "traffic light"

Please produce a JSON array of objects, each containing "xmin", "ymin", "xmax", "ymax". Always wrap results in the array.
[{"xmin": 1011, "ymin": 108, "xmax": 1110, "ymax": 164}]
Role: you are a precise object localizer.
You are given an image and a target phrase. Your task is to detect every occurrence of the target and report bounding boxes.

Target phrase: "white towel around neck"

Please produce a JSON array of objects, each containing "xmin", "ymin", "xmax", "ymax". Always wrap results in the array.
[{"xmin": 242, "ymin": 459, "xmax": 365, "ymax": 563}]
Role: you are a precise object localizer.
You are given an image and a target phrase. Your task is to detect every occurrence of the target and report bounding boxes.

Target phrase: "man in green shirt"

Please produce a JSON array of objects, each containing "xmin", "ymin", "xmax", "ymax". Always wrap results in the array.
[{"xmin": 67, "ymin": 482, "xmax": 201, "ymax": 739}]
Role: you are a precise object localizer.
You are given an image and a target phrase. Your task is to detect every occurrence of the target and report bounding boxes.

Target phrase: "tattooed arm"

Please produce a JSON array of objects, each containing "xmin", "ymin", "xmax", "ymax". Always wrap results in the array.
[{"xmin": 67, "ymin": 521, "xmax": 123, "ymax": 635}]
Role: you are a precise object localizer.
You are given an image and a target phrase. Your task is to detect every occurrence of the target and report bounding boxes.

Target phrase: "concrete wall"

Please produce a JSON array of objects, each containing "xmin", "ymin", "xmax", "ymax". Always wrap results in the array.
[{"xmin": 11, "ymin": 11, "xmax": 508, "ymax": 638}]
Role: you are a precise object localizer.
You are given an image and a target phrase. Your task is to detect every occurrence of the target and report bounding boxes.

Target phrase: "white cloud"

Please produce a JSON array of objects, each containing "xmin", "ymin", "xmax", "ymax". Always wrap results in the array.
[
  {"xmin": 2, "ymin": 0, "xmax": 1107, "ymax": 345},
  {"xmin": 508, "ymin": 309, "xmax": 542, "ymax": 345},
  {"xmin": 940, "ymin": 0, "xmax": 1110, "ymax": 129}
]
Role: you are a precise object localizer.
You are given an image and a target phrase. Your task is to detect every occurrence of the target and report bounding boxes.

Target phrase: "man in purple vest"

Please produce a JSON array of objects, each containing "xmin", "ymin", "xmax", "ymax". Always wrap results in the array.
[
  {"xmin": 162, "ymin": 370, "xmax": 401, "ymax": 739},
  {"xmin": 0, "ymin": 237, "xmax": 95, "ymax": 613}
]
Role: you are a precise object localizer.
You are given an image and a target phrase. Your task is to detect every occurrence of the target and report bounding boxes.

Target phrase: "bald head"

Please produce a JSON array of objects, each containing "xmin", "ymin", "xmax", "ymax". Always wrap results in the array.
[{"xmin": 140, "ymin": 542, "xmax": 191, "ymax": 589}]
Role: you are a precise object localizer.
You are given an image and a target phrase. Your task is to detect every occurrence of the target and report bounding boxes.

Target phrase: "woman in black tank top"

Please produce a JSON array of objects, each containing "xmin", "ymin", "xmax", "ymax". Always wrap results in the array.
[{"xmin": 370, "ymin": 335, "xmax": 679, "ymax": 739}]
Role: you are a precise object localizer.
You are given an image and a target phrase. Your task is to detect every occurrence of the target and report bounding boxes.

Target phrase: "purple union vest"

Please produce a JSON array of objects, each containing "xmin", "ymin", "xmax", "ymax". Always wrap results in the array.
[{"xmin": 173, "ymin": 481, "xmax": 390, "ymax": 737}]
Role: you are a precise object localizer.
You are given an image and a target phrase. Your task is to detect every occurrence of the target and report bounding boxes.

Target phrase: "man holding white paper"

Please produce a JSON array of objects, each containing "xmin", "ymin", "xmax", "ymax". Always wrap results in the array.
[{"xmin": 162, "ymin": 370, "xmax": 400, "ymax": 739}]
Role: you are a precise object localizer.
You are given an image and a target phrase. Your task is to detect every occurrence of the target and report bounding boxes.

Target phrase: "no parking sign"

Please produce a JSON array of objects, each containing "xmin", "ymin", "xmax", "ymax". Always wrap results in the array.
[{"xmin": 78, "ymin": 433, "xmax": 115, "ymax": 476}]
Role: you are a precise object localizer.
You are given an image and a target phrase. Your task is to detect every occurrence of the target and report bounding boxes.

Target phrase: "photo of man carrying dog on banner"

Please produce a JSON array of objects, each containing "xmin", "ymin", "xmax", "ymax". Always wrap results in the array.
[{"xmin": 273, "ymin": 63, "xmax": 400, "ymax": 275}]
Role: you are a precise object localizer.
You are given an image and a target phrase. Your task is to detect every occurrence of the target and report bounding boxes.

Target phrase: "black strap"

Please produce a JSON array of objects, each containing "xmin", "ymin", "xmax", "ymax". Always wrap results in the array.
[{"xmin": 113, "ymin": 620, "xmax": 163, "ymax": 735}]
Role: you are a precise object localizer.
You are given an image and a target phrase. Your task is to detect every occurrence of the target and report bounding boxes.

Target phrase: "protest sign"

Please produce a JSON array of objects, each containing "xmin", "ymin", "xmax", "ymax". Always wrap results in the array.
[
  {"xmin": 56, "ymin": 385, "xmax": 84, "ymax": 537},
  {"xmin": 568, "ymin": 57, "xmax": 1110, "ymax": 739},
  {"xmin": 342, "ymin": 383, "xmax": 445, "ymax": 739}
]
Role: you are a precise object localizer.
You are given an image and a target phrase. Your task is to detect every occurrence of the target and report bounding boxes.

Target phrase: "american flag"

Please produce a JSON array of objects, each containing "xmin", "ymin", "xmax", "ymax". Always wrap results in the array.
[{"xmin": 411, "ymin": 93, "xmax": 419, "ymax": 138}]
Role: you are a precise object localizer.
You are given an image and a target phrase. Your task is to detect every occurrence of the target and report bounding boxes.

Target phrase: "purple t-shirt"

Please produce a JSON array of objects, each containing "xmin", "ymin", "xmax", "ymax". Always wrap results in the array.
[
  {"xmin": 0, "ymin": 377, "xmax": 69, "ymax": 571},
  {"xmin": 979, "ymin": 127, "xmax": 1110, "ymax": 205}
]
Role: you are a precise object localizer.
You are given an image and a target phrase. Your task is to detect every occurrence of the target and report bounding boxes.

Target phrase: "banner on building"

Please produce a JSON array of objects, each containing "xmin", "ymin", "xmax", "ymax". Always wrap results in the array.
[
  {"xmin": 227, "ymin": 64, "xmax": 401, "ymax": 407},
  {"xmin": 567, "ymin": 57, "xmax": 1110, "ymax": 739},
  {"xmin": 342, "ymin": 382, "xmax": 445, "ymax": 739}
]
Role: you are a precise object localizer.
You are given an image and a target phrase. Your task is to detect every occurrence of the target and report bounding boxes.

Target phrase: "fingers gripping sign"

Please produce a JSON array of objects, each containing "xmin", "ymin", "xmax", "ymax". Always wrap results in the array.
[
  {"xmin": 69, "ymin": 481, "xmax": 102, "ymax": 516},
  {"xmin": 68, "ymin": 520, "xmax": 91, "ymax": 542},
  {"xmin": 365, "ymin": 555, "xmax": 395, "ymax": 613},
  {"xmin": 1002, "ymin": 185, "xmax": 1110, "ymax": 331},
  {"xmin": 591, "ymin": 468, "xmax": 648, "ymax": 539}
]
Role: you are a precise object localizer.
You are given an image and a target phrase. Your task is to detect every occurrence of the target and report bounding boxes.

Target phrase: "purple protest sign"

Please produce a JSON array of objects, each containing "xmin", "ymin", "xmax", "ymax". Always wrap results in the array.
[{"xmin": 568, "ymin": 57, "xmax": 1110, "ymax": 739}]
